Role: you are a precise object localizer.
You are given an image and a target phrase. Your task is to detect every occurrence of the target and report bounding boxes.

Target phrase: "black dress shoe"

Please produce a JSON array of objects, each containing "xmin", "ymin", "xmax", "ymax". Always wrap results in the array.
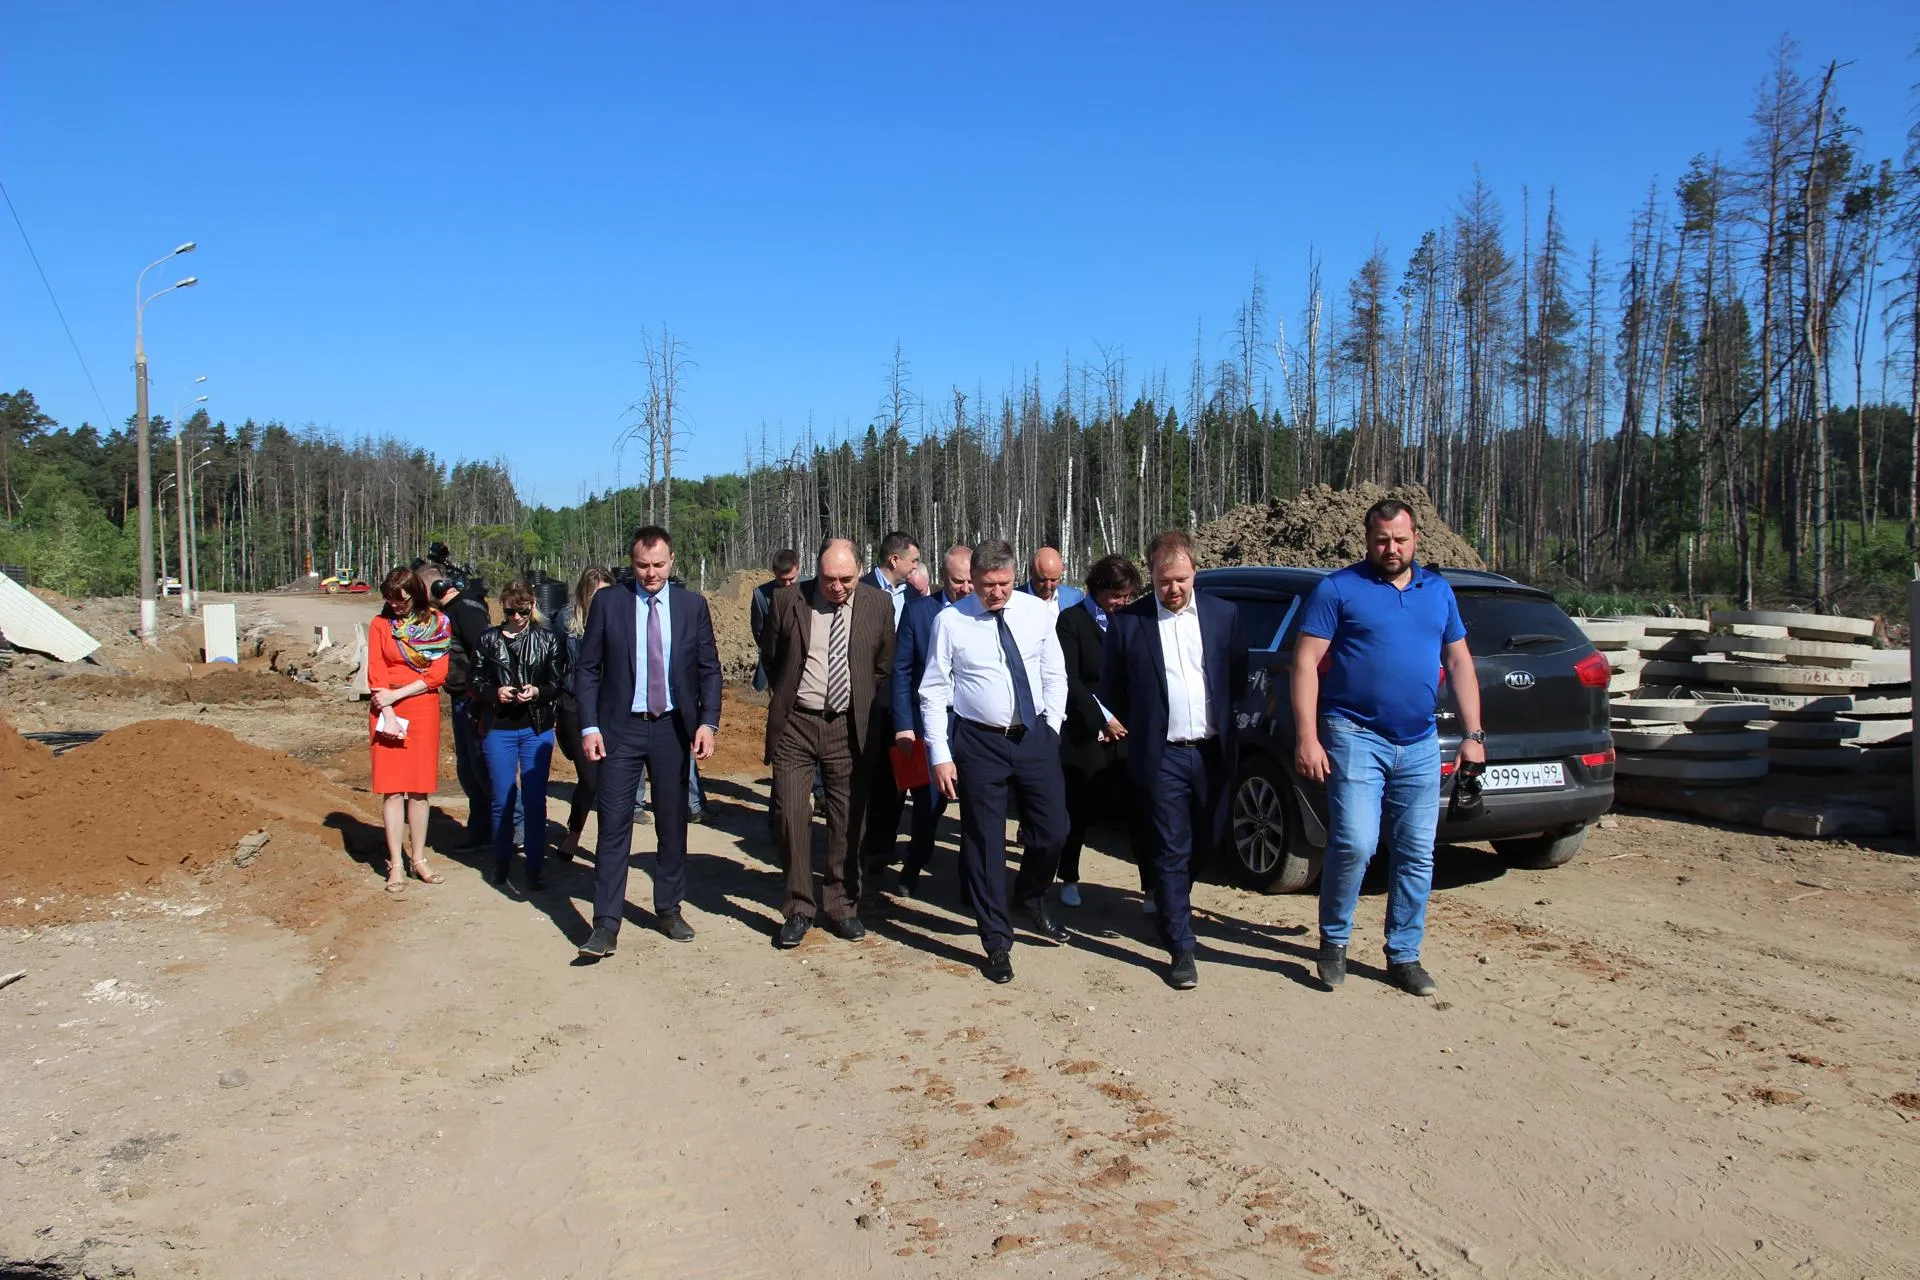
[
  {"xmin": 1017, "ymin": 900, "xmax": 1070, "ymax": 945},
  {"xmin": 1168, "ymin": 951, "xmax": 1199, "ymax": 990},
  {"xmin": 659, "ymin": 912, "xmax": 696, "ymax": 943},
  {"xmin": 776, "ymin": 913, "xmax": 811, "ymax": 948},
  {"xmin": 488, "ymin": 861, "xmax": 510, "ymax": 886},
  {"xmin": 578, "ymin": 923, "xmax": 619, "ymax": 959},
  {"xmin": 526, "ymin": 870, "xmax": 546, "ymax": 892},
  {"xmin": 984, "ymin": 949, "xmax": 1014, "ymax": 984},
  {"xmin": 828, "ymin": 914, "xmax": 866, "ymax": 942}
]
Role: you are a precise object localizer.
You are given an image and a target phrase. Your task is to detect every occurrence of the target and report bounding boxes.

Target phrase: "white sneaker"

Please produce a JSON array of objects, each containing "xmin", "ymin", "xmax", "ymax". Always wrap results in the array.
[
  {"xmin": 1142, "ymin": 896, "xmax": 1157, "ymax": 915},
  {"xmin": 1059, "ymin": 883, "xmax": 1082, "ymax": 908}
]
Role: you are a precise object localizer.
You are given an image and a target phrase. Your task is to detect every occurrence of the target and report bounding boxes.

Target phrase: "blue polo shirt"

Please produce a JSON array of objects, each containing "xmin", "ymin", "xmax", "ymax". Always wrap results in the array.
[{"xmin": 1298, "ymin": 561, "xmax": 1465, "ymax": 745}]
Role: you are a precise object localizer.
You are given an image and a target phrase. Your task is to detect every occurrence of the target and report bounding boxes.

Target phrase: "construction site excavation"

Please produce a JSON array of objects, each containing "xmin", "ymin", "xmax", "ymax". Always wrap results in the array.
[{"xmin": 1, "ymin": 485, "xmax": 1916, "ymax": 1280}]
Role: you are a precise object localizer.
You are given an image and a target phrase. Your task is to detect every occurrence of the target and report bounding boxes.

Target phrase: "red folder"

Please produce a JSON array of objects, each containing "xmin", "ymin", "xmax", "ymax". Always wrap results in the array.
[{"xmin": 890, "ymin": 736, "xmax": 931, "ymax": 790}]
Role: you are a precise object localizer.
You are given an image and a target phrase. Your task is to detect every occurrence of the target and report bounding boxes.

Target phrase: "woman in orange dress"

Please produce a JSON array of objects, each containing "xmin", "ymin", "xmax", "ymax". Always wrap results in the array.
[{"xmin": 368, "ymin": 566, "xmax": 453, "ymax": 892}]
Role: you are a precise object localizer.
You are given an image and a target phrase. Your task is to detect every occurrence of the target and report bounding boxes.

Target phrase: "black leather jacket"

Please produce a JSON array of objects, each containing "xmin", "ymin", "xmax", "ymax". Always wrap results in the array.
[{"xmin": 471, "ymin": 623, "xmax": 564, "ymax": 734}]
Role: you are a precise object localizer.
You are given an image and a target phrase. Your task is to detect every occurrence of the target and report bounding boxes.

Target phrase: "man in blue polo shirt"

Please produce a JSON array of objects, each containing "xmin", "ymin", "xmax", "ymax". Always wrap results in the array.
[{"xmin": 1291, "ymin": 499, "xmax": 1484, "ymax": 998}]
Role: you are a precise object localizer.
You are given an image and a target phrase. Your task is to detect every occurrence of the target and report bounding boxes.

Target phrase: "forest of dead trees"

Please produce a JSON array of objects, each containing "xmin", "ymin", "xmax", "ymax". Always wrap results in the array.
[{"xmin": 2, "ymin": 42, "xmax": 1916, "ymax": 616}]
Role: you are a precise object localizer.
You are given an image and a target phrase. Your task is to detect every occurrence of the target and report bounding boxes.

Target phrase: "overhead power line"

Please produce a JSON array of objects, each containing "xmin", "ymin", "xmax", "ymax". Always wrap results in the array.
[{"xmin": 0, "ymin": 177, "xmax": 116, "ymax": 424}]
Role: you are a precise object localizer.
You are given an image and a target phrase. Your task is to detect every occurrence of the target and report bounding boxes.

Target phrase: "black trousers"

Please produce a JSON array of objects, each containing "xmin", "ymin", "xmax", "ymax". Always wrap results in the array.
[
  {"xmin": 904, "ymin": 782, "xmax": 946, "ymax": 877},
  {"xmin": 950, "ymin": 719, "xmax": 1068, "ymax": 954},
  {"xmin": 592, "ymin": 713, "xmax": 691, "ymax": 931},
  {"xmin": 859, "ymin": 750, "xmax": 907, "ymax": 875},
  {"xmin": 555, "ymin": 694, "xmax": 599, "ymax": 833},
  {"xmin": 1143, "ymin": 739, "xmax": 1229, "ymax": 956}
]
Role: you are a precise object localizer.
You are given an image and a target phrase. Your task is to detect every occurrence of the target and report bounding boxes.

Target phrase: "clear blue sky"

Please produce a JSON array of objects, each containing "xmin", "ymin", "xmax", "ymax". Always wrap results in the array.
[{"xmin": 3, "ymin": 2, "xmax": 1915, "ymax": 507}]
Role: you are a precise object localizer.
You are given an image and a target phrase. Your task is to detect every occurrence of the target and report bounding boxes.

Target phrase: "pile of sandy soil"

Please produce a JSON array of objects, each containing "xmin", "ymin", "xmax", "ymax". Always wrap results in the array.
[
  {"xmin": 1194, "ymin": 483, "xmax": 1484, "ymax": 570},
  {"xmin": 1, "ymin": 718, "xmax": 380, "ymax": 927},
  {"xmin": 44, "ymin": 667, "xmax": 322, "ymax": 705},
  {"xmin": 706, "ymin": 569, "xmax": 765, "ymax": 684}
]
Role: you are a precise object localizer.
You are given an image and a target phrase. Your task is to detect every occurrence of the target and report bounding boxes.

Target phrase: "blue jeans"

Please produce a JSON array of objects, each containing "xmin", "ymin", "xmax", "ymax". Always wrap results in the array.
[
  {"xmin": 483, "ymin": 725, "xmax": 554, "ymax": 873},
  {"xmin": 1317, "ymin": 718, "xmax": 1442, "ymax": 964},
  {"xmin": 455, "ymin": 699, "xmax": 522, "ymax": 844}
]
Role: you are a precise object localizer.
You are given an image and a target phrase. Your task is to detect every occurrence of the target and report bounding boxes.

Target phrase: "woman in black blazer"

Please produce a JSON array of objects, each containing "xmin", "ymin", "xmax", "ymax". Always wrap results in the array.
[{"xmin": 1054, "ymin": 554, "xmax": 1144, "ymax": 906}]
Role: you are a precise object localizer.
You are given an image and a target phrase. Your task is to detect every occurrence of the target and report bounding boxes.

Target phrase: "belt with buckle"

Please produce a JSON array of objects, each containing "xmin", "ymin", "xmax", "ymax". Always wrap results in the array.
[
  {"xmin": 795, "ymin": 705, "xmax": 846, "ymax": 721},
  {"xmin": 630, "ymin": 710, "xmax": 672, "ymax": 721},
  {"xmin": 961, "ymin": 717, "xmax": 1027, "ymax": 739}
]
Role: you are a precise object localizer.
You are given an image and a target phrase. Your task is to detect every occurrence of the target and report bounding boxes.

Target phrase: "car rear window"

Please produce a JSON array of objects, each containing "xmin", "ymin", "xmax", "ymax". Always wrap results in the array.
[
  {"xmin": 1454, "ymin": 590, "xmax": 1586, "ymax": 656},
  {"xmin": 1203, "ymin": 593, "xmax": 1295, "ymax": 650}
]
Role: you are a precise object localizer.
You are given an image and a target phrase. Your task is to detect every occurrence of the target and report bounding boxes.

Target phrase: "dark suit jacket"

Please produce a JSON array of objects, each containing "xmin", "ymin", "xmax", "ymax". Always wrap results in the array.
[
  {"xmin": 864, "ymin": 568, "xmax": 923, "ymax": 611},
  {"xmin": 575, "ymin": 581, "xmax": 723, "ymax": 747},
  {"xmin": 1100, "ymin": 593, "xmax": 1247, "ymax": 787},
  {"xmin": 750, "ymin": 579, "xmax": 779, "ymax": 689},
  {"xmin": 760, "ymin": 580, "xmax": 896, "ymax": 762},
  {"xmin": 750, "ymin": 580, "xmax": 778, "ymax": 646},
  {"xmin": 891, "ymin": 591, "xmax": 956, "ymax": 737},
  {"xmin": 1057, "ymin": 601, "xmax": 1122, "ymax": 776}
]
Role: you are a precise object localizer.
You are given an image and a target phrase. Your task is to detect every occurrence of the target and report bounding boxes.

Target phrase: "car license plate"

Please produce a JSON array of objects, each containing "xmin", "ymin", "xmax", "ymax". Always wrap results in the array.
[{"xmin": 1480, "ymin": 762, "xmax": 1565, "ymax": 792}]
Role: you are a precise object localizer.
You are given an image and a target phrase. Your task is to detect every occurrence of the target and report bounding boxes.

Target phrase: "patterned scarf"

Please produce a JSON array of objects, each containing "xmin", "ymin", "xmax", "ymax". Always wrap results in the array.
[{"xmin": 388, "ymin": 609, "xmax": 452, "ymax": 673}]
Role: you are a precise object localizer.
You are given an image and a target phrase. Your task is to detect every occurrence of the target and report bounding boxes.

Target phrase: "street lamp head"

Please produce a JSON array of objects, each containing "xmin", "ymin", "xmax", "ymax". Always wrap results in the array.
[
  {"xmin": 175, "ymin": 242, "xmax": 197, "ymax": 255},
  {"xmin": 192, "ymin": 375, "xmax": 207, "ymax": 384},
  {"xmin": 176, "ymin": 276, "xmax": 198, "ymax": 289}
]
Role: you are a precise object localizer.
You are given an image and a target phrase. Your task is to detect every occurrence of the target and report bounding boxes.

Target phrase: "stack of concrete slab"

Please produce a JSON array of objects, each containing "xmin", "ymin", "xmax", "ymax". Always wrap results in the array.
[
  {"xmin": 1614, "ymin": 609, "xmax": 1910, "ymax": 776},
  {"xmin": 1608, "ymin": 698, "xmax": 1771, "ymax": 783}
]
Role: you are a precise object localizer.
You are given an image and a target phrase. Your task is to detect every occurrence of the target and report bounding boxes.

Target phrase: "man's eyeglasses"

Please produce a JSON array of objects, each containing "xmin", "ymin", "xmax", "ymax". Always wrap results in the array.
[{"xmin": 503, "ymin": 607, "xmax": 532, "ymax": 619}]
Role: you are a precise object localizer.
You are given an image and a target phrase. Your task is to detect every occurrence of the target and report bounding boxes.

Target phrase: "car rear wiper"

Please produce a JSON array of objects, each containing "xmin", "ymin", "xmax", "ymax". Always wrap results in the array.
[{"xmin": 1504, "ymin": 633, "xmax": 1567, "ymax": 647}]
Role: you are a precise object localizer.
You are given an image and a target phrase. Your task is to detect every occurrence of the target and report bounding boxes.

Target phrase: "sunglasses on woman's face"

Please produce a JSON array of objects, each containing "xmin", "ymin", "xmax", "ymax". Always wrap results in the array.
[{"xmin": 503, "ymin": 608, "xmax": 531, "ymax": 618}]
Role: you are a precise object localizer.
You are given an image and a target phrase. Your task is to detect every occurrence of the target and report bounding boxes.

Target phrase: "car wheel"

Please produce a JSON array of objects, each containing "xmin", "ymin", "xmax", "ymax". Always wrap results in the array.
[
  {"xmin": 1493, "ymin": 826, "xmax": 1590, "ymax": 870},
  {"xmin": 1229, "ymin": 756, "xmax": 1318, "ymax": 893}
]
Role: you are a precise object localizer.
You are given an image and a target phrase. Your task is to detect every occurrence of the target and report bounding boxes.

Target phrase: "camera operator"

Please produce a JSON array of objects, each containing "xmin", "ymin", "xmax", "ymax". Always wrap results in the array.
[{"xmin": 432, "ymin": 573, "xmax": 517, "ymax": 850}]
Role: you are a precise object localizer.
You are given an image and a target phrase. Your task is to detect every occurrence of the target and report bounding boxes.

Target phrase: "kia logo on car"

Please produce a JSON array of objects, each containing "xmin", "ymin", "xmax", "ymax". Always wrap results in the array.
[{"xmin": 1505, "ymin": 670, "xmax": 1536, "ymax": 690}]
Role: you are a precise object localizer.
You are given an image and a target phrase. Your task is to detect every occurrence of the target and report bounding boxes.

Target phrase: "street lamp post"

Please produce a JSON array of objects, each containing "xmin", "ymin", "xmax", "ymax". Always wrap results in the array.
[
  {"xmin": 173, "ymin": 379, "xmax": 208, "ymax": 615},
  {"xmin": 134, "ymin": 242, "xmax": 197, "ymax": 645}
]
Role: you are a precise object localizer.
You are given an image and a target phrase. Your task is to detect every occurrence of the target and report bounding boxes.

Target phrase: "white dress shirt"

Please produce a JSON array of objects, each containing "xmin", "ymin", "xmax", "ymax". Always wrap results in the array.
[
  {"xmin": 919, "ymin": 591, "xmax": 1068, "ymax": 767},
  {"xmin": 1158, "ymin": 597, "xmax": 1212, "ymax": 741},
  {"xmin": 869, "ymin": 567, "xmax": 910, "ymax": 626}
]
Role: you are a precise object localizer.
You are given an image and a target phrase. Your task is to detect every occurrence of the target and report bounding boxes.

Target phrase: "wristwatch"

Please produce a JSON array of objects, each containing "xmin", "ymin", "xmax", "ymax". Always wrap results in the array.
[{"xmin": 1465, "ymin": 729, "xmax": 1486, "ymax": 743}]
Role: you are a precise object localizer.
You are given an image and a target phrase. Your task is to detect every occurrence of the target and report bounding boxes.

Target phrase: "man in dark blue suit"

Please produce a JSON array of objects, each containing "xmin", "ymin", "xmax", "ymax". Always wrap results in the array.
[
  {"xmin": 857, "ymin": 530, "xmax": 924, "ymax": 882},
  {"xmin": 574, "ymin": 525, "xmax": 723, "ymax": 958},
  {"xmin": 885, "ymin": 544, "xmax": 973, "ymax": 897},
  {"xmin": 1101, "ymin": 530, "xmax": 1246, "ymax": 990}
]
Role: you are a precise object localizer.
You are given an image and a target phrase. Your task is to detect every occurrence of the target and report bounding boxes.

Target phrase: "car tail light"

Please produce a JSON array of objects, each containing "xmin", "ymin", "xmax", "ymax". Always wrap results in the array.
[
  {"xmin": 1574, "ymin": 651, "xmax": 1611, "ymax": 687},
  {"xmin": 1580, "ymin": 748, "xmax": 1615, "ymax": 768},
  {"xmin": 1441, "ymin": 759, "xmax": 1457, "ymax": 777}
]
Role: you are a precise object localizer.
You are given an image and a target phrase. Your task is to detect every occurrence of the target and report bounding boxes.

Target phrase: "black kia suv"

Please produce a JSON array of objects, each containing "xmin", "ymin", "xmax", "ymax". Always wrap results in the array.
[{"xmin": 1196, "ymin": 566, "xmax": 1615, "ymax": 892}]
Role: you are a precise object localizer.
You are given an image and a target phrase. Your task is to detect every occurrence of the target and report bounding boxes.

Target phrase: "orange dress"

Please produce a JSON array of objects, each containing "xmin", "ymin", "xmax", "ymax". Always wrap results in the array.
[{"xmin": 368, "ymin": 611, "xmax": 449, "ymax": 795}]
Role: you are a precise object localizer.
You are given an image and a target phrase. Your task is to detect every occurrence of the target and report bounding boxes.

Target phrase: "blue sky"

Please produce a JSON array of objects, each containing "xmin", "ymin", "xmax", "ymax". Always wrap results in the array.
[{"xmin": 3, "ymin": 2, "xmax": 1916, "ymax": 506}]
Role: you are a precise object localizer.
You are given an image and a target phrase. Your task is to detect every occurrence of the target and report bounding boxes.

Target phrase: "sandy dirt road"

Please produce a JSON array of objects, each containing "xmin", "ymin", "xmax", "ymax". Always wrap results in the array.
[{"xmin": 3, "ymin": 776, "xmax": 1917, "ymax": 1279}]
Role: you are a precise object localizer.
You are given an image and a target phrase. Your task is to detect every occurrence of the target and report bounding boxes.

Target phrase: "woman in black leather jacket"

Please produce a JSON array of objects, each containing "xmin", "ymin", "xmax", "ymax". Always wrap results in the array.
[{"xmin": 471, "ymin": 580, "xmax": 565, "ymax": 890}]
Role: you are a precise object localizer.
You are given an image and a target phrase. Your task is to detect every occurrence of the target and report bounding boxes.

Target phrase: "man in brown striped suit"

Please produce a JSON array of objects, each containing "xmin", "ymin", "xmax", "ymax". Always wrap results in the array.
[{"xmin": 760, "ymin": 538, "xmax": 898, "ymax": 947}]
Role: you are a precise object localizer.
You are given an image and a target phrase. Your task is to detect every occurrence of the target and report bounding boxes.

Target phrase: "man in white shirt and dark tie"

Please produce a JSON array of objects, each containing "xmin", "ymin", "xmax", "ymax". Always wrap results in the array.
[
  {"xmin": 1101, "ymin": 530, "xmax": 1246, "ymax": 990},
  {"xmin": 919, "ymin": 538, "xmax": 1071, "ymax": 984}
]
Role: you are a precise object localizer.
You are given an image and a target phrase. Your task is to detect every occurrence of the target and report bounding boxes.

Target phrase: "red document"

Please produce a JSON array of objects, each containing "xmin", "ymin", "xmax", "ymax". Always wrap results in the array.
[{"xmin": 890, "ymin": 737, "xmax": 931, "ymax": 790}]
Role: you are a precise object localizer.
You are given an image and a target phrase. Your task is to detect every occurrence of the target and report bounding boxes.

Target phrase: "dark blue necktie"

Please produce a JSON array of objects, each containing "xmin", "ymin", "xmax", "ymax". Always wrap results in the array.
[{"xmin": 995, "ymin": 611, "xmax": 1038, "ymax": 730}]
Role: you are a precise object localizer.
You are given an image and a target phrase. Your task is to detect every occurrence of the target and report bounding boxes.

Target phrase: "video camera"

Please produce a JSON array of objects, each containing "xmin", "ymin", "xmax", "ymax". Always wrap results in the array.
[{"xmin": 413, "ymin": 540, "xmax": 488, "ymax": 604}]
